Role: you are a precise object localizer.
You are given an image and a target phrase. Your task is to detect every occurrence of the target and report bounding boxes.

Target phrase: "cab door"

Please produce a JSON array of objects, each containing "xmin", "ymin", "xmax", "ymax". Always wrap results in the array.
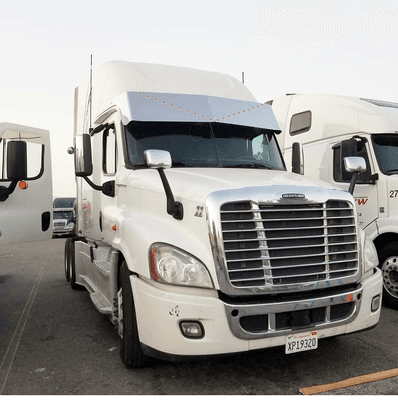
[
  {"xmin": 0, "ymin": 123, "xmax": 52, "ymax": 245},
  {"xmin": 330, "ymin": 136, "xmax": 379, "ymax": 230},
  {"xmin": 98, "ymin": 114, "xmax": 119, "ymax": 244}
]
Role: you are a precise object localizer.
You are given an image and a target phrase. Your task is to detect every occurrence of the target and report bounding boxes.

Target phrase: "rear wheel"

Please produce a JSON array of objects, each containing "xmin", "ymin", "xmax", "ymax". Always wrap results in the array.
[
  {"xmin": 378, "ymin": 243, "xmax": 398, "ymax": 309},
  {"xmin": 118, "ymin": 261, "xmax": 148, "ymax": 368},
  {"xmin": 65, "ymin": 238, "xmax": 78, "ymax": 290}
]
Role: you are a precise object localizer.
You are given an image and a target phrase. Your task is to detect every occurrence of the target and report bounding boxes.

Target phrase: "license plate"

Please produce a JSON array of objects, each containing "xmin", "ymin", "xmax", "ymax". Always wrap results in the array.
[{"xmin": 285, "ymin": 331, "xmax": 318, "ymax": 354}]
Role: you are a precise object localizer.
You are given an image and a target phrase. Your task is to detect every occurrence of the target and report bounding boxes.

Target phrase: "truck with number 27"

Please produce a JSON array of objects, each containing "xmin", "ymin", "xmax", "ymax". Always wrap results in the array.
[{"xmin": 270, "ymin": 93, "xmax": 398, "ymax": 309}]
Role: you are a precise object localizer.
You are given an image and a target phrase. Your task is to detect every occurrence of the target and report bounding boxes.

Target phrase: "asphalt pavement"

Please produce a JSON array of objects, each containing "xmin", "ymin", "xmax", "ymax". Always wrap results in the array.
[{"xmin": 1, "ymin": 238, "xmax": 398, "ymax": 395}]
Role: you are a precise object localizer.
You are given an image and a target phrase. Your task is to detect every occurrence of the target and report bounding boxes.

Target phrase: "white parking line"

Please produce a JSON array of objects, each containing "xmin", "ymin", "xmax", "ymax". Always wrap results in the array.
[{"xmin": 0, "ymin": 265, "xmax": 45, "ymax": 395}]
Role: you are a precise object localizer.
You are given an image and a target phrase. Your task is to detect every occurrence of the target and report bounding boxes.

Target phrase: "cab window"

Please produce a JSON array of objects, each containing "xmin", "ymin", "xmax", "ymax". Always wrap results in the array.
[
  {"xmin": 333, "ymin": 137, "xmax": 372, "ymax": 183},
  {"xmin": 103, "ymin": 127, "xmax": 117, "ymax": 175}
]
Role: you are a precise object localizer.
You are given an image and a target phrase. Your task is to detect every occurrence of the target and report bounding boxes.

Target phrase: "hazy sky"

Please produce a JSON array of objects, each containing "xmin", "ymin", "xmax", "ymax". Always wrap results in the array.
[{"xmin": 1, "ymin": 0, "xmax": 397, "ymax": 196}]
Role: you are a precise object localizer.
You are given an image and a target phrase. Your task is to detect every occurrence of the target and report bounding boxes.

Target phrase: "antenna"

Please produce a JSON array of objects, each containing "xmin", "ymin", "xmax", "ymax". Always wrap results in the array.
[
  {"xmin": 89, "ymin": 55, "xmax": 93, "ymax": 131},
  {"xmin": 242, "ymin": 71, "xmax": 244, "ymax": 85}
]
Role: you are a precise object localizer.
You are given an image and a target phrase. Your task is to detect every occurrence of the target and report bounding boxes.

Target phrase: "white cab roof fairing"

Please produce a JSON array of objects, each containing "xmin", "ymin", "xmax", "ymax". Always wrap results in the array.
[
  {"xmin": 273, "ymin": 94, "xmax": 398, "ymax": 141},
  {"xmin": 112, "ymin": 92, "xmax": 281, "ymax": 132},
  {"xmin": 75, "ymin": 61, "xmax": 258, "ymax": 135}
]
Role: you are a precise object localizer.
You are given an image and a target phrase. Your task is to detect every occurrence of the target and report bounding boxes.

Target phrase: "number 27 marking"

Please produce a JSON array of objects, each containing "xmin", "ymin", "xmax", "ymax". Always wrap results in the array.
[{"xmin": 390, "ymin": 190, "xmax": 398, "ymax": 198}]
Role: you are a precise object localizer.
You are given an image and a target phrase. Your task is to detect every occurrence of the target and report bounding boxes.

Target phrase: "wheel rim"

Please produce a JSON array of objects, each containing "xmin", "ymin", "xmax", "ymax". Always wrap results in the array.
[{"xmin": 382, "ymin": 256, "xmax": 398, "ymax": 299}]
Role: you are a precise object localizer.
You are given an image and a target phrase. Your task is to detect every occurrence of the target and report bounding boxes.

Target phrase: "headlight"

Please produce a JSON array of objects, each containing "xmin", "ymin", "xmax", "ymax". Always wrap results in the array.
[
  {"xmin": 150, "ymin": 244, "xmax": 214, "ymax": 289},
  {"xmin": 362, "ymin": 231, "xmax": 379, "ymax": 272}
]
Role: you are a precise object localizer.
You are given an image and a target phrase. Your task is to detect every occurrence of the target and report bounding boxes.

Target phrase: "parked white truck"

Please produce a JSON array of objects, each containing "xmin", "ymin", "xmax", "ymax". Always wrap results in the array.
[
  {"xmin": 0, "ymin": 123, "xmax": 52, "ymax": 244},
  {"xmin": 53, "ymin": 197, "xmax": 75, "ymax": 237},
  {"xmin": 65, "ymin": 61, "xmax": 382, "ymax": 368},
  {"xmin": 269, "ymin": 94, "xmax": 398, "ymax": 309}
]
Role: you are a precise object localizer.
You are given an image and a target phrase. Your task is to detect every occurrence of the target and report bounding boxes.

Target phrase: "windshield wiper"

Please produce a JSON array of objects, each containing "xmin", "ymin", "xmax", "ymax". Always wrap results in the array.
[
  {"xmin": 223, "ymin": 163, "xmax": 271, "ymax": 170},
  {"xmin": 386, "ymin": 169, "xmax": 398, "ymax": 173}
]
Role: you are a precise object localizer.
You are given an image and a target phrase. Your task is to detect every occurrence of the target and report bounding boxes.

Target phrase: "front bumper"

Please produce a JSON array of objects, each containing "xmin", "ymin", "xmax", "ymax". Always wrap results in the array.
[
  {"xmin": 131, "ymin": 268, "xmax": 382, "ymax": 357},
  {"xmin": 53, "ymin": 226, "xmax": 75, "ymax": 236}
]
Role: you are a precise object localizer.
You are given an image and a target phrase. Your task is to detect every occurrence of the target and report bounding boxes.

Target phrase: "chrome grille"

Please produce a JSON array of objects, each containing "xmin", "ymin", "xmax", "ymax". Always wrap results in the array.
[
  {"xmin": 54, "ymin": 220, "xmax": 66, "ymax": 227},
  {"xmin": 221, "ymin": 200, "xmax": 359, "ymax": 288}
]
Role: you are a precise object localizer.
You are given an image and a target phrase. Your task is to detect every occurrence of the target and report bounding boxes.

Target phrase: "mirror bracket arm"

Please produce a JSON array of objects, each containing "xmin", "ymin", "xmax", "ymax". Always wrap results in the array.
[
  {"xmin": 348, "ymin": 172, "xmax": 359, "ymax": 195},
  {"xmin": 157, "ymin": 168, "xmax": 183, "ymax": 220},
  {"xmin": 0, "ymin": 180, "xmax": 19, "ymax": 202},
  {"xmin": 82, "ymin": 176, "xmax": 115, "ymax": 197}
]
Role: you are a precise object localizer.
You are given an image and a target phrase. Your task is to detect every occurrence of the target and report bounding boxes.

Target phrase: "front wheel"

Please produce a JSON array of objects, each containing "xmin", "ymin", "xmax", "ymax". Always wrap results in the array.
[
  {"xmin": 118, "ymin": 261, "xmax": 148, "ymax": 368},
  {"xmin": 378, "ymin": 242, "xmax": 398, "ymax": 309}
]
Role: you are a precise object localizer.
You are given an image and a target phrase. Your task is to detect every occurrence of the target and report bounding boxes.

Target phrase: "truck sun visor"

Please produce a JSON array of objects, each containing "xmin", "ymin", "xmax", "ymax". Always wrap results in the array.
[{"xmin": 114, "ymin": 92, "xmax": 282, "ymax": 133}]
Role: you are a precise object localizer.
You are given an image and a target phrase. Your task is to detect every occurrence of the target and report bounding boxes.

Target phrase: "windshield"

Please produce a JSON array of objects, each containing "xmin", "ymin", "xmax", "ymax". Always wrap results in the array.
[
  {"xmin": 372, "ymin": 135, "xmax": 398, "ymax": 175},
  {"xmin": 125, "ymin": 121, "xmax": 285, "ymax": 170},
  {"xmin": 54, "ymin": 211, "xmax": 73, "ymax": 222},
  {"xmin": 53, "ymin": 198, "xmax": 75, "ymax": 208}
]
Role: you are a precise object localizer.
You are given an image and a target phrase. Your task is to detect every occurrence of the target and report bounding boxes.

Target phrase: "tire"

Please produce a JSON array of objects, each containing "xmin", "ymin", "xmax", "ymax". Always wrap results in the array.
[
  {"xmin": 378, "ymin": 242, "xmax": 398, "ymax": 309},
  {"xmin": 66, "ymin": 239, "xmax": 78, "ymax": 290},
  {"xmin": 64, "ymin": 239, "xmax": 71, "ymax": 282},
  {"xmin": 118, "ymin": 261, "xmax": 148, "ymax": 368}
]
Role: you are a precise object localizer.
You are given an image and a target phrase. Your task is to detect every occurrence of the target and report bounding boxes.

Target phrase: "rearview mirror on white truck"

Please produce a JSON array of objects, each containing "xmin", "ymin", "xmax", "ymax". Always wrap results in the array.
[
  {"xmin": 74, "ymin": 133, "xmax": 93, "ymax": 177},
  {"xmin": 292, "ymin": 142, "xmax": 304, "ymax": 175},
  {"xmin": 73, "ymin": 133, "xmax": 114, "ymax": 197},
  {"xmin": 344, "ymin": 156, "xmax": 366, "ymax": 195},
  {"xmin": 7, "ymin": 140, "xmax": 28, "ymax": 181},
  {"xmin": 144, "ymin": 149, "xmax": 183, "ymax": 220},
  {"xmin": 0, "ymin": 140, "xmax": 28, "ymax": 202}
]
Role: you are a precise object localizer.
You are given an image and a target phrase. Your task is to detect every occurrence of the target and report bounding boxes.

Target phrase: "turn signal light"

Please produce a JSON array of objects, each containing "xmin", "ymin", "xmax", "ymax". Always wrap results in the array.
[{"xmin": 18, "ymin": 181, "xmax": 28, "ymax": 190}]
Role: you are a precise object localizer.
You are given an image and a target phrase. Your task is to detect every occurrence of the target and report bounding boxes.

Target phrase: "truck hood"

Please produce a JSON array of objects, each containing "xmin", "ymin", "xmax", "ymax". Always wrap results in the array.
[{"xmin": 127, "ymin": 168, "xmax": 341, "ymax": 205}]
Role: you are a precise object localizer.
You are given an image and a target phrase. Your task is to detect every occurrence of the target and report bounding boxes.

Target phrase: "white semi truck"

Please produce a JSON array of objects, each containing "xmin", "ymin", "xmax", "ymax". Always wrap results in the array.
[
  {"xmin": 65, "ymin": 61, "xmax": 382, "ymax": 368},
  {"xmin": 269, "ymin": 94, "xmax": 398, "ymax": 309},
  {"xmin": 0, "ymin": 123, "xmax": 52, "ymax": 244}
]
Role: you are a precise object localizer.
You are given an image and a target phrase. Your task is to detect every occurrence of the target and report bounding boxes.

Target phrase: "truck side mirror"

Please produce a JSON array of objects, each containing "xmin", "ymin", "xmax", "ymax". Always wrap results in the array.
[
  {"xmin": 144, "ymin": 150, "xmax": 183, "ymax": 220},
  {"xmin": 74, "ymin": 134, "xmax": 93, "ymax": 177},
  {"xmin": 344, "ymin": 156, "xmax": 366, "ymax": 195},
  {"xmin": 292, "ymin": 142, "xmax": 304, "ymax": 175},
  {"xmin": 73, "ymin": 133, "xmax": 114, "ymax": 197},
  {"xmin": 144, "ymin": 149, "xmax": 172, "ymax": 169},
  {"xmin": 7, "ymin": 140, "xmax": 27, "ymax": 181}
]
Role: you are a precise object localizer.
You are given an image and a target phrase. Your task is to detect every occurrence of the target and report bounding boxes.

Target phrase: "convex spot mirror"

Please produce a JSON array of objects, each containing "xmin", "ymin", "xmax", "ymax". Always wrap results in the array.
[
  {"xmin": 144, "ymin": 149, "xmax": 172, "ymax": 169},
  {"xmin": 74, "ymin": 134, "xmax": 93, "ymax": 177},
  {"xmin": 344, "ymin": 156, "xmax": 366, "ymax": 195},
  {"xmin": 344, "ymin": 156, "xmax": 366, "ymax": 174}
]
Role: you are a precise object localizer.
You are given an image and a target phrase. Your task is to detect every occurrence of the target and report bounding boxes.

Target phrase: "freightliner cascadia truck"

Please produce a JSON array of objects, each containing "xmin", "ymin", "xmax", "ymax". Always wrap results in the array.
[
  {"xmin": 0, "ymin": 123, "xmax": 52, "ymax": 245},
  {"xmin": 65, "ymin": 61, "xmax": 382, "ymax": 368},
  {"xmin": 269, "ymin": 94, "xmax": 398, "ymax": 309}
]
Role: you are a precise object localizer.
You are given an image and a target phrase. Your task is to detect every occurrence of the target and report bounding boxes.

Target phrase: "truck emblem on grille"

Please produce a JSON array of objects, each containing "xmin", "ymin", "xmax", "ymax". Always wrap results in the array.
[
  {"xmin": 194, "ymin": 206, "xmax": 204, "ymax": 217},
  {"xmin": 282, "ymin": 193, "xmax": 305, "ymax": 199}
]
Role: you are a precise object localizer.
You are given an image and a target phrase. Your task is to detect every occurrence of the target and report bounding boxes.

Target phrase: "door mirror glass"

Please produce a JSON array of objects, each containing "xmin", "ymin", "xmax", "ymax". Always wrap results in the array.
[
  {"xmin": 7, "ymin": 141, "xmax": 27, "ymax": 181},
  {"xmin": 74, "ymin": 134, "xmax": 93, "ymax": 177},
  {"xmin": 292, "ymin": 142, "xmax": 304, "ymax": 175}
]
